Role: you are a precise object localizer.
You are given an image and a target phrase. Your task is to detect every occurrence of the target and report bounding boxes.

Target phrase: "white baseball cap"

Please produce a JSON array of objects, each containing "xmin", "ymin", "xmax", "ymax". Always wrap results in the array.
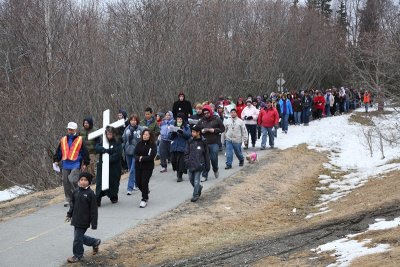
[{"xmin": 66, "ymin": 122, "xmax": 78, "ymax": 130}]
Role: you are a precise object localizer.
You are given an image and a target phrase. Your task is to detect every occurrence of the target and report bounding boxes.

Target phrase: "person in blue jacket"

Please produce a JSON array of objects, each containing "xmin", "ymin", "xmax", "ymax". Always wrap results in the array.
[
  {"xmin": 169, "ymin": 113, "xmax": 191, "ymax": 182},
  {"xmin": 278, "ymin": 93, "xmax": 293, "ymax": 134}
]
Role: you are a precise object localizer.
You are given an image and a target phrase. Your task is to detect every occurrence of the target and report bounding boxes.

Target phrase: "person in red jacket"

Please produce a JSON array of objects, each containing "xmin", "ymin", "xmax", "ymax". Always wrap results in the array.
[
  {"xmin": 257, "ymin": 100, "xmax": 279, "ymax": 149},
  {"xmin": 313, "ymin": 91, "xmax": 326, "ymax": 120},
  {"xmin": 235, "ymin": 97, "xmax": 246, "ymax": 120}
]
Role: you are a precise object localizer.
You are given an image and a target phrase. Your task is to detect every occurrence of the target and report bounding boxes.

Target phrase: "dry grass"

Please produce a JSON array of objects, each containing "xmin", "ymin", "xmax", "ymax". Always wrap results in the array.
[{"xmin": 85, "ymin": 145, "xmax": 328, "ymax": 266}]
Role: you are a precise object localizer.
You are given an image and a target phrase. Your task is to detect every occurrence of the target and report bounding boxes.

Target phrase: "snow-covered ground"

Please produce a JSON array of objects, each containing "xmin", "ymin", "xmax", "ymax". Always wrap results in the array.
[{"xmin": 0, "ymin": 186, "xmax": 32, "ymax": 202}]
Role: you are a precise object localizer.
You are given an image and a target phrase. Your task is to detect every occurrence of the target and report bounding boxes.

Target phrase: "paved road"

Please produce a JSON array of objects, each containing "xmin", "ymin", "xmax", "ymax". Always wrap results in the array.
[{"xmin": 0, "ymin": 147, "xmax": 267, "ymax": 267}]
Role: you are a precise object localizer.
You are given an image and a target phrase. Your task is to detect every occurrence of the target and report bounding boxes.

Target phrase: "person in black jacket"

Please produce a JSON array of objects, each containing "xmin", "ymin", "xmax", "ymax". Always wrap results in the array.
[
  {"xmin": 172, "ymin": 92, "xmax": 193, "ymax": 120},
  {"xmin": 65, "ymin": 172, "xmax": 100, "ymax": 263},
  {"xmin": 135, "ymin": 129, "xmax": 157, "ymax": 208},
  {"xmin": 95, "ymin": 126, "xmax": 123, "ymax": 206},
  {"xmin": 184, "ymin": 125, "xmax": 210, "ymax": 202}
]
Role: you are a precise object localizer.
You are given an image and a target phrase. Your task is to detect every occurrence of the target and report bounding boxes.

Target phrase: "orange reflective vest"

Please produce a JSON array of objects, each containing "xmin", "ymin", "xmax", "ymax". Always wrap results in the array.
[{"xmin": 60, "ymin": 136, "xmax": 83, "ymax": 161}]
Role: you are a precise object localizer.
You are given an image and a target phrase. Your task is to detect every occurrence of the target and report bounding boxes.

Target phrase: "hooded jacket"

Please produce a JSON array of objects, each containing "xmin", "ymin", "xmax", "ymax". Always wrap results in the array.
[
  {"xmin": 160, "ymin": 111, "xmax": 175, "ymax": 140},
  {"xmin": 196, "ymin": 105, "xmax": 225, "ymax": 145},
  {"xmin": 80, "ymin": 117, "xmax": 98, "ymax": 154},
  {"xmin": 172, "ymin": 93, "xmax": 193, "ymax": 120}
]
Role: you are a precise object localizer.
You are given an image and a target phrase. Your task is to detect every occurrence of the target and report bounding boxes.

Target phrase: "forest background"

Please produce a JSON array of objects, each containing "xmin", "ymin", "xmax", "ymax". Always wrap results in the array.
[{"xmin": 0, "ymin": 0, "xmax": 399, "ymax": 190}]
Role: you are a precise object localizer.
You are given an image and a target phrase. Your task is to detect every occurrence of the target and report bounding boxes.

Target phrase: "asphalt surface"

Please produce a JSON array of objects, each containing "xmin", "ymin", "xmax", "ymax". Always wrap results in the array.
[{"xmin": 0, "ymin": 147, "xmax": 266, "ymax": 267}]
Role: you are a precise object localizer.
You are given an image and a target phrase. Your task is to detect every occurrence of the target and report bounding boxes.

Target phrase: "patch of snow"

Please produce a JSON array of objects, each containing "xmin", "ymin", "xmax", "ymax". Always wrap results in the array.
[
  {"xmin": 316, "ymin": 237, "xmax": 390, "ymax": 267},
  {"xmin": 0, "ymin": 186, "xmax": 33, "ymax": 202},
  {"xmin": 368, "ymin": 217, "xmax": 400, "ymax": 231},
  {"xmin": 269, "ymin": 108, "xmax": 400, "ymax": 218}
]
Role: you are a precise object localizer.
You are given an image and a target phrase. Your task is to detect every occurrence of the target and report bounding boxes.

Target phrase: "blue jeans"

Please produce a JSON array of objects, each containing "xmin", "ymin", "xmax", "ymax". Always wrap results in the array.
[
  {"xmin": 261, "ymin": 127, "xmax": 274, "ymax": 148},
  {"xmin": 73, "ymin": 227, "xmax": 97, "ymax": 258},
  {"xmin": 188, "ymin": 170, "xmax": 202, "ymax": 197},
  {"xmin": 225, "ymin": 141, "xmax": 244, "ymax": 167},
  {"xmin": 325, "ymin": 104, "xmax": 331, "ymax": 116},
  {"xmin": 294, "ymin": 111, "xmax": 301, "ymax": 125},
  {"xmin": 202, "ymin": 143, "xmax": 219, "ymax": 178},
  {"xmin": 281, "ymin": 114, "xmax": 289, "ymax": 131},
  {"xmin": 302, "ymin": 108, "xmax": 310, "ymax": 124},
  {"xmin": 126, "ymin": 155, "xmax": 136, "ymax": 191}
]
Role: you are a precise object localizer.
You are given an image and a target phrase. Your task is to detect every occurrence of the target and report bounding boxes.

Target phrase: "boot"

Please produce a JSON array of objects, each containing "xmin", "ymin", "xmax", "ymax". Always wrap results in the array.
[{"xmin": 177, "ymin": 172, "xmax": 183, "ymax": 182}]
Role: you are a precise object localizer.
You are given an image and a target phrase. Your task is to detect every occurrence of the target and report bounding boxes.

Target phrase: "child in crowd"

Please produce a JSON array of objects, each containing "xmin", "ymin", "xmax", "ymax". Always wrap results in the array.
[
  {"xmin": 65, "ymin": 172, "xmax": 100, "ymax": 263},
  {"xmin": 184, "ymin": 125, "xmax": 210, "ymax": 202}
]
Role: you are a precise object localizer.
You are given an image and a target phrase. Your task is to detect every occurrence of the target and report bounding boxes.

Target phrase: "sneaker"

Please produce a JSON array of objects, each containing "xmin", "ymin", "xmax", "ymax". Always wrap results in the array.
[
  {"xmin": 177, "ymin": 177, "xmax": 183, "ymax": 182},
  {"xmin": 239, "ymin": 161, "xmax": 244, "ymax": 167},
  {"xmin": 127, "ymin": 190, "xmax": 132, "ymax": 195},
  {"xmin": 111, "ymin": 197, "xmax": 118, "ymax": 204},
  {"xmin": 64, "ymin": 202, "xmax": 69, "ymax": 207},
  {"xmin": 160, "ymin": 167, "xmax": 167, "ymax": 173},
  {"xmin": 139, "ymin": 200, "xmax": 147, "ymax": 208},
  {"xmin": 270, "ymin": 145, "xmax": 275, "ymax": 149},
  {"xmin": 92, "ymin": 239, "xmax": 101, "ymax": 255},
  {"xmin": 260, "ymin": 146, "xmax": 266, "ymax": 150},
  {"xmin": 252, "ymin": 144, "xmax": 255, "ymax": 148},
  {"xmin": 201, "ymin": 176, "xmax": 208, "ymax": 182},
  {"xmin": 225, "ymin": 165, "xmax": 232, "ymax": 169},
  {"xmin": 191, "ymin": 196, "xmax": 199, "ymax": 202},
  {"xmin": 67, "ymin": 256, "xmax": 82, "ymax": 263},
  {"xmin": 199, "ymin": 185, "xmax": 203, "ymax": 196},
  {"xmin": 214, "ymin": 171, "xmax": 219, "ymax": 179},
  {"xmin": 132, "ymin": 187, "xmax": 138, "ymax": 191}
]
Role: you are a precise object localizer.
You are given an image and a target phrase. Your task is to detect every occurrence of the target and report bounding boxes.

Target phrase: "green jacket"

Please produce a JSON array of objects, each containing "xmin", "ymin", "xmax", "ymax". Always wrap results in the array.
[
  {"xmin": 80, "ymin": 127, "xmax": 99, "ymax": 154},
  {"xmin": 140, "ymin": 116, "xmax": 160, "ymax": 137}
]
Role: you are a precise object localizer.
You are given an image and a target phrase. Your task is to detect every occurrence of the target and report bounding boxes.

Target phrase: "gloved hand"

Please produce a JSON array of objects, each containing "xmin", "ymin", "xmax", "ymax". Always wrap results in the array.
[
  {"xmin": 177, "ymin": 129, "xmax": 183, "ymax": 135},
  {"xmin": 244, "ymin": 116, "xmax": 248, "ymax": 120},
  {"xmin": 274, "ymin": 124, "xmax": 279, "ymax": 129},
  {"xmin": 65, "ymin": 216, "xmax": 71, "ymax": 223},
  {"xmin": 247, "ymin": 116, "xmax": 253, "ymax": 120},
  {"xmin": 170, "ymin": 132, "xmax": 178, "ymax": 138}
]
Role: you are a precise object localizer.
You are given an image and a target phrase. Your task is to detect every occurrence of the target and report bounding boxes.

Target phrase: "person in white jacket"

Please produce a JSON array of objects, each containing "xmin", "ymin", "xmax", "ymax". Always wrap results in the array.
[
  {"xmin": 240, "ymin": 98, "xmax": 259, "ymax": 149},
  {"xmin": 223, "ymin": 109, "xmax": 248, "ymax": 169}
]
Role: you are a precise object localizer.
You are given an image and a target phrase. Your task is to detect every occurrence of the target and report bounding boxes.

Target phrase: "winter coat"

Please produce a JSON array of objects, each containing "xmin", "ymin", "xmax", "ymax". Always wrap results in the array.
[
  {"xmin": 313, "ymin": 95, "xmax": 326, "ymax": 110},
  {"xmin": 134, "ymin": 140, "xmax": 157, "ymax": 170},
  {"xmin": 54, "ymin": 134, "xmax": 90, "ymax": 170},
  {"xmin": 258, "ymin": 107, "xmax": 280, "ymax": 128},
  {"xmin": 196, "ymin": 105, "xmax": 225, "ymax": 145},
  {"xmin": 67, "ymin": 186, "xmax": 98, "ymax": 229},
  {"xmin": 302, "ymin": 95, "xmax": 313, "ymax": 109},
  {"xmin": 223, "ymin": 117, "xmax": 248, "ymax": 144},
  {"xmin": 122, "ymin": 125, "xmax": 144, "ymax": 156},
  {"xmin": 363, "ymin": 92, "xmax": 371, "ymax": 103},
  {"xmin": 95, "ymin": 138, "xmax": 123, "ymax": 184},
  {"xmin": 235, "ymin": 102, "xmax": 246, "ymax": 119},
  {"xmin": 160, "ymin": 111, "xmax": 175, "ymax": 141},
  {"xmin": 278, "ymin": 99, "xmax": 293, "ymax": 115},
  {"xmin": 140, "ymin": 117, "xmax": 160, "ymax": 137},
  {"xmin": 292, "ymin": 98, "xmax": 302, "ymax": 113},
  {"xmin": 169, "ymin": 123, "xmax": 191, "ymax": 152},
  {"xmin": 184, "ymin": 137, "xmax": 210, "ymax": 172},
  {"xmin": 325, "ymin": 93, "xmax": 335, "ymax": 107},
  {"xmin": 241, "ymin": 105, "xmax": 259, "ymax": 125},
  {"xmin": 80, "ymin": 117, "xmax": 99, "ymax": 154},
  {"xmin": 172, "ymin": 93, "xmax": 193, "ymax": 120}
]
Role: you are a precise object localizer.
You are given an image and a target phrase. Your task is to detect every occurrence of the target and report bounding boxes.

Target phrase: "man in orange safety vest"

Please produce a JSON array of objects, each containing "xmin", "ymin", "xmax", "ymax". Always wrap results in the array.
[{"xmin": 53, "ymin": 122, "xmax": 90, "ymax": 207}]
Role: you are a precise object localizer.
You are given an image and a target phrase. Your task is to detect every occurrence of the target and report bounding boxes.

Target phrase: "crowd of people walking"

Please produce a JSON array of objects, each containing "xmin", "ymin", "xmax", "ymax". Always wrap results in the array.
[{"xmin": 54, "ymin": 87, "xmax": 374, "ymax": 263}]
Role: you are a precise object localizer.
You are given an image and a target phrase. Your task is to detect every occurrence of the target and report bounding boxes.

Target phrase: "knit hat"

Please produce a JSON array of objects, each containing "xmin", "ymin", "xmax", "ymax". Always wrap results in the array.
[
  {"xmin": 79, "ymin": 172, "xmax": 93, "ymax": 184},
  {"xmin": 246, "ymin": 98, "xmax": 252, "ymax": 103},
  {"xmin": 176, "ymin": 113, "xmax": 185, "ymax": 119}
]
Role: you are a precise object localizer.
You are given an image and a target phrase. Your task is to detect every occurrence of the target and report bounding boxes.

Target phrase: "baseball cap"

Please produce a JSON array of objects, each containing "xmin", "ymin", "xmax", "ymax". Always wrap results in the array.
[{"xmin": 67, "ymin": 122, "xmax": 78, "ymax": 130}]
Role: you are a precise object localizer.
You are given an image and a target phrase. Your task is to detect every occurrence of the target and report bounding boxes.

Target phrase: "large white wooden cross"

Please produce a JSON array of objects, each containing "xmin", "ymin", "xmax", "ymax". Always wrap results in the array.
[{"xmin": 88, "ymin": 109, "xmax": 125, "ymax": 191}]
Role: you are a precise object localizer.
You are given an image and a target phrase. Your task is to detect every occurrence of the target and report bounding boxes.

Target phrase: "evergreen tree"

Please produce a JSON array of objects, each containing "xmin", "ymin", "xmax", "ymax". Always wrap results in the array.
[
  {"xmin": 320, "ymin": 0, "xmax": 332, "ymax": 18},
  {"xmin": 306, "ymin": 0, "xmax": 320, "ymax": 10},
  {"xmin": 336, "ymin": 0, "xmax": 347, "ymax": 29}
]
